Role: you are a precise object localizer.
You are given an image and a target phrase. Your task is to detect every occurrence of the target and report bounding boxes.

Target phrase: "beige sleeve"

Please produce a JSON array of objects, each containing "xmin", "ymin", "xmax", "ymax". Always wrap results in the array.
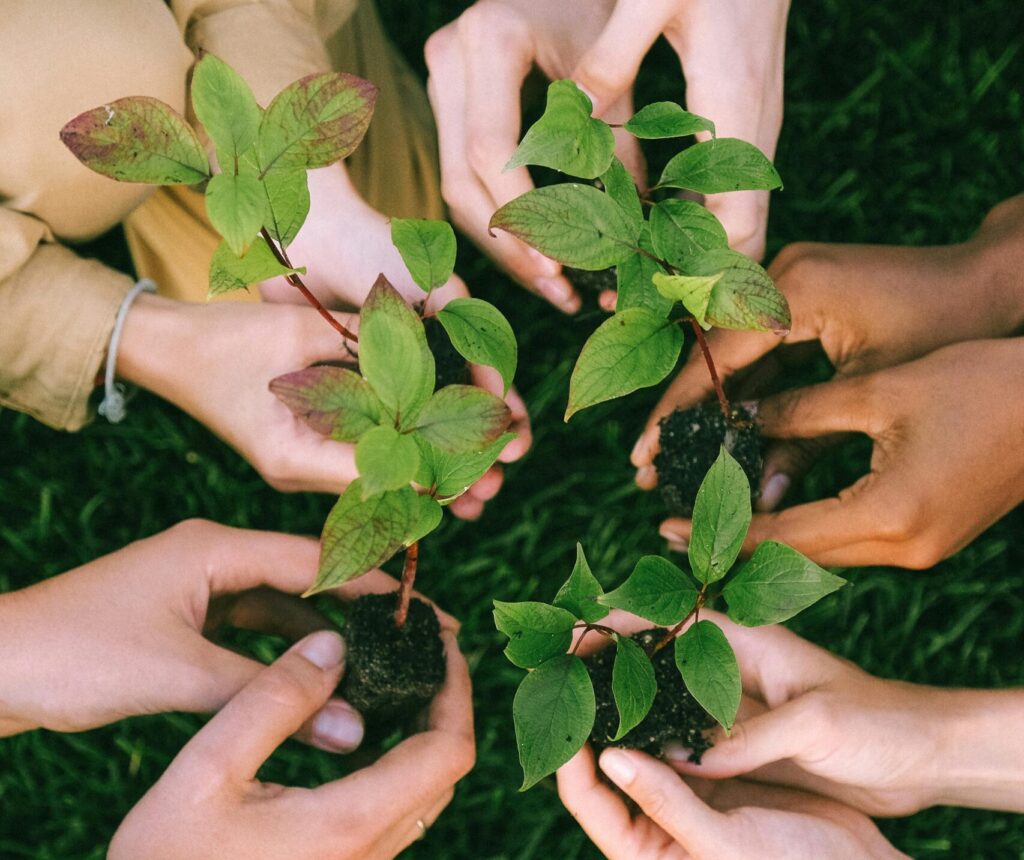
[
  {"xmin": 0, "ymin": 209, "xmax": 132, "ymax": 432},
  {"xmin": 170, "ymin": 0, "xmax": 358, "ymax": 105}
]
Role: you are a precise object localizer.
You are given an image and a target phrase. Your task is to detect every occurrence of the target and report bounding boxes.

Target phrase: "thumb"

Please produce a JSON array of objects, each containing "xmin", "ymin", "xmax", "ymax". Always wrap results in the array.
[
  {"xmin": 572, "ymin": 0, "xmax": 677, "ymax": 115},
  {"xmin": 175, "ymin": 631, "xmax": 347, "ymax": 784}
]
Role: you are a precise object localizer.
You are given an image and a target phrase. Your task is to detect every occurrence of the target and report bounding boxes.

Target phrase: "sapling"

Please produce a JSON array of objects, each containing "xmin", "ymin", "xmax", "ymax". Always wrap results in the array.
[
  {"xmin": 494, "ymin": 447, "xmax": 846, "ymax": 790},
  {"xmin": 61, "ymin": 53, "xmax": 520, "ymax": 721},
  {"xmin": 490, "ymin": 81, "xmax": 789, "ymax": 513}
]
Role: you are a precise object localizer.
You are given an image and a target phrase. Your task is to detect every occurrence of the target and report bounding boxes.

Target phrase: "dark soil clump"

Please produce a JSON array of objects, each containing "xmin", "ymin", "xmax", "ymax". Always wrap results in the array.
[
  {"xmin": 339, "ymin": 593, "xmax": 446, "ymax": 727},
  {"xmin": 585, "ymin": 629, "xmax": 716, "ymax": 762},
  {"xmin": 565, "ymin": 266, "xmax": 617, "ymax": 295},
  {"xmin": 424, "ymin": 316, "xmax": 471, "ymax": 389},
  {"xmin": 654, "ymin": 403, "xmax": 762, "ymax": 517}
]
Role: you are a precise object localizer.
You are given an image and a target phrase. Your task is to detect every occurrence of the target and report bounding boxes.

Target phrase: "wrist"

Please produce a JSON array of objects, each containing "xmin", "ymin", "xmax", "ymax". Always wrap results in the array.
[
  {"xmin": 116, "ymin": 293, "xmax": 193, "ymax": 400},
  {"xmin": 931, "ymin": 688, "xmax": 1024, "ymax": 811},
  {"xmin": 969, "ymin": 212, "xmax": 1024, "ymax": 337}
]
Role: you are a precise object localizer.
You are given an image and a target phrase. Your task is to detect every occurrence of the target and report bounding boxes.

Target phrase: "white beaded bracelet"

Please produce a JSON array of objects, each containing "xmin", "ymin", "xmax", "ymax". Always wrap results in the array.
[{"xmin": 98, "ymin": 278, "xmax": 157, "ymax": 424}]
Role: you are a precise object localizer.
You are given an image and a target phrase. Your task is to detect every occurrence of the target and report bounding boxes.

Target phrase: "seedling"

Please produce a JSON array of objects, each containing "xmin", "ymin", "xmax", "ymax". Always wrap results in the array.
[
  {"xmin": 62, "ymin": 54, "xmax": 519, "ymax": 718},
  {"xmin": 494, "ymin": 448, "xmax": 846, "ymax": 790},
  {"xmin": 490, "ymin": 81, "xmax": 789, "ymax": 510}
]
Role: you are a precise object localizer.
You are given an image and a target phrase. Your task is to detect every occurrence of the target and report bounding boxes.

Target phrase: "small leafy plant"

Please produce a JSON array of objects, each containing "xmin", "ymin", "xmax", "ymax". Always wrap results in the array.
[
  {"xmin": 61, "ymin": 55, "xmax": 519, "ymax": 710},
  {"xmin": 494, "ymin": 448, "xmax": 846, "ymax": 790}
]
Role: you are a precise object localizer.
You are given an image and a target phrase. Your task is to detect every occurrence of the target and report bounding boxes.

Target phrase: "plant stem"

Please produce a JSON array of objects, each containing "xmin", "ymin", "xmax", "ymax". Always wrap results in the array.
[
  {"xmin": 653, "ymin": 585, "xmax": 708, "ymax": 653},
  {"xmin": 393, "ymin": 542, "xmax": 419, "ymax": 628},
  {"xmin": 689, "ymin": 320, "xmax": 730, "ymax": 418},
  {"xmin": 259, "ymin": 228, "xmax": 359, "ymax": 343},
  {"xmin": 570, "ymin": 622, "xmax": 615, "ymax": 655}
]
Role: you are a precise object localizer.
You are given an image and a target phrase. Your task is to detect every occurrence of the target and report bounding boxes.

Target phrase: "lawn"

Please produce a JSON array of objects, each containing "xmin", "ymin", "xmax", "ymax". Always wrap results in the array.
[{"xmin": 2, "ymin": 1, "xmax": 1023, "ymax": 857}]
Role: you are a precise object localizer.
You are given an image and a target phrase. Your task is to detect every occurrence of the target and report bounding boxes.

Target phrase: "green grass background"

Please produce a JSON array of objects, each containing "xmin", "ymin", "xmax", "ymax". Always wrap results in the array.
[{"xmin": 2, "ymin": 0, "xmax": 1023, "ymax": 856}]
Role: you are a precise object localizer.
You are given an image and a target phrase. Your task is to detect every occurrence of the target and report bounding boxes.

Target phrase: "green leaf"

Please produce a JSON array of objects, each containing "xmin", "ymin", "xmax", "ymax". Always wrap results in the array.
[
  {"xmin": 598, "ymin": 556, "xmax": 697, "ymax": 626},
  {"xmin": 358, "ymin": 275, "xmax": 435, "ymax": 425},
  {"xmin": 688, "ymin": 447, "xmax": 752, "ymax": 584},
  {"xmin": 658, "ymin": 138, "xmax": 782, "ymax": 194},
  {"xmin": 269, "ymin": 366, "xmax": 384, "ymax": 441},
  {"xmin": 553, "ymin": 543, "xmax": 608, "ymax": 623},
  {"xmin": 355, "ymin": 425, "xmax": 420, "ymax": 498},
  {"xmin": 207, "ymin": 236, "xmax": 302, "ymax": 297},
  {"xmin": 674, "ymin": 620, "xmax": 741, "ymax": 732},
  {"xmin": 683, "ymin": 249, "xmax": 791, "ymax": 334},
  {"xmin": 600, "ymin": 157, "xmax": 643, "ymax": 232},
  {"xmin": 437, "ymin": 298, "xmax": 518, "ymax": 394},
  {"xmin": 259, "ymin": 168, "xmax": 309, "ymax": 248},
  {"xmin": 610, "ymin": 636, "xmax": 657, "ymax": 741},
  {"xmin": 513, "ymin": 655, "xmax": 595, "ymax": 791},
  {"xmin": 310, "ymin": 482, "xmax": 427, "ymax": 593},
  {"xmin": 649, "ymin": 199, "xmax": 729, "ymax": 270},
  {"xmin": 413, "ymin": 385, "xmax": 511, "ymax": 452},
  {"xmin": 257, "ymin": 72, "xmax": 377, "ymax": 174},
  {"xmin": 724, "ymin": 541, "xmax": 847, "ymax": 626},
  {"xmin": 489, "ymin": 184, "xmax": 640, "ymax": 271},
  {"xmin": 566, "ymin": 309, "xmax": 683, "ymax": 420},
  {"xmin": 505, "ymin": 80, "xmax": 615, "ymax": 179},
  {"xmin": 414, "ymin": 433, "xmax": 515, "ymax": 500},
  {"xmin": 391, "ymin": 218, "xmax": 457, "ymax": 293},
  {"xmin": 204, "ymin": 173, "xmax": 266, "ymax": 256},
  {"xmin": 651, "ymin": 272, "xmax": 723, "ymax": 329},
  {"xmin": 624, "ymin": 102, "xmax": 715, "ymax": 139},
  {"xmin": 60, "ymin": 96, "xmax": 209, "ymax": 185},
  {"xmin": 191, "ymin": 53, "xmax": 261, "ymax": 165},
  {"xmin": 615, "ymin": 225, "xmax": 673, "ymax": 317},
  {"xmin": 493, "ymin": 601, "xmax": 577, "ymax": 669}
]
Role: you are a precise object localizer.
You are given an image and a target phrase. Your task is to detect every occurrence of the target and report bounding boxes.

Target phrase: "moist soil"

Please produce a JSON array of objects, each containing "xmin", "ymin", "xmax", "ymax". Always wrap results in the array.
[
  {"xmin": 339, "ymin": 593, "xmax": 446, "ymax": 730},
  {"xmin": 654, "ymin": 403, "xmax": 763, "ymax": 517},
  {"xmin": 424, "ymin": 316, "xmax": 471, "ymax": 389},
  {"xmin": 565, "ymin": 266, "xmax": 617, "ymax": 295},
  {"xmin": 585, "ymin": 628, "xmax": 716, "ymax": 762}
]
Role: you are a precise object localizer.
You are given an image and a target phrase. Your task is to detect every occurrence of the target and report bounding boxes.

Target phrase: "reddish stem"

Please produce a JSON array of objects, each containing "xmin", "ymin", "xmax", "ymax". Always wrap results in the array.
[
  {"xmin": 653, "ymin": 586, "xmax": 707, "ymax": 653},
  {"xmin": 394, "ymin": 542, "xmax": 419, "ymax": 628},
  {"xmin": 259, "ymin": 228, "xmax": 359, "ymax": 343},
  {"xmin": 689, "ymin": 320, "xmax": 730, "ymax": 419}
]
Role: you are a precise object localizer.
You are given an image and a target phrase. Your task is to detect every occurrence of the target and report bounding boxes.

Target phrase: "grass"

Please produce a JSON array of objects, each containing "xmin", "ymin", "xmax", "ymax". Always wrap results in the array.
[{"xmin": 1, "ymin": 0, "xmax": 1023, "ymax": 856}]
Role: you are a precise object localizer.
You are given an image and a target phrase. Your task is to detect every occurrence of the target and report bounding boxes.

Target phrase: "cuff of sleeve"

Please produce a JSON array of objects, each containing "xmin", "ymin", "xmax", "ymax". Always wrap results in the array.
[{"xmin": 0, "ymin": 244, "xmax": 134, "ymax": 431}]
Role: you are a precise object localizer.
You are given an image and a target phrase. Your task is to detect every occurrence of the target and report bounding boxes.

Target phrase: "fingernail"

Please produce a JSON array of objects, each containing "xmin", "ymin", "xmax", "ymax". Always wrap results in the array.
[
  {"xmin": 660, "ymin": 522, "xmax": 688, "ymax": 543},
  {"xmin": 663, "ymin": 742, "xmax": 695, "ymax": 763},
  {"xmin": 599, "ymin": 750, "xmax": 636, "ymax": 786},
  {"xmin": 739, "ymin": 400, "xmax": 760, "ymax": 420},
  {"xmin": 759, "ymin": 473, "xmax": 791, "ymax": 512},
  {"xmin": 630, "ymin": 435, "xmax": 649, "ymax": 464},
  {"xmin": 535, "ymin": 276, "xmax": 580, "ymax": 312},
  {"xmin": 312, "ymin": 701, "xmax": 364, "ymax": 751},
  {"xmin": 667, "ymin": 539, "xmax": 688, "ymax": 554},
  {"xmin": 527, "ymin": 249, "xmax": 561, "ymax": 277},
  {"xmin": 297, "ymin": 630, "xmax": 345, "ymax": 670},
  {"xmin": 636, "ymin": 465, "xmax": 655, "ymax": 486}
]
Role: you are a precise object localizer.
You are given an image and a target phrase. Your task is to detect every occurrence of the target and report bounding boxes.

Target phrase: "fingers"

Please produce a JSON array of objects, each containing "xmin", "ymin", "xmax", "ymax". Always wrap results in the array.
[
  {"xmin": 326, "ymin": 570, "xmax": 460, "ymax": 632},
  {"xmin": 556, "ymin": 746, "xmax": 639, "ymax": 859},
  {"xmin": 175, "ymin": 631, "xmax": 346, "ymax": 784},
  {"xmin": 758, "ymin": 436, "xmax": 846, "ymax": 512},
  {"xmin": 467, "ymin": 367, "xmax": 532, "ymax": 462},
  {"xmin": 572, "ymin": 0, "xmax": 678, "ymax": 115},
  {"xmin": 211, "ymin": 587, "xmax": 332, "ymax": 641},
  {"xmin": 756, "ymin": 376, "xmax": 889, "ymax": 439},
  {"xmin": 199, "ymin": 525, "xmax": 322, "ymax": 596},
  {"xmin": 599, "ymin": 748, "xmax": 721, "ymax": 848}
]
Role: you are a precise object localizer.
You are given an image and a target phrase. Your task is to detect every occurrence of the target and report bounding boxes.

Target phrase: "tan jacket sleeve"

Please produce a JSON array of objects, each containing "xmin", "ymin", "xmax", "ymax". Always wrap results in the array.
[{"xmin": 0, "ymin": 209, "xmax": 132, "ymax": 431}]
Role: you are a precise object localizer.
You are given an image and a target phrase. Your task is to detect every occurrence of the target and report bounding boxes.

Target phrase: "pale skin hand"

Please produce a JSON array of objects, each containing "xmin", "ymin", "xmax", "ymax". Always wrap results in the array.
[
  {"xmin": 633, "ymin": 194, "xmax": 1024, "ymax": 502},
  {"xmin": 662, "ymin": 613, "xmax": 1024, "ymax": 817},
  {"xmin": 258, "ymin": 165, "xmax": 533, "ymax": 515},
  {"xmin": 0, "ymin": 520, "xmax": 453, "ymax": 749},
  {"xmin": 658, "ymin": 338, "xmax": 1024, "ymax": 568},
  {"xmin": 110, "ymin": 627, "xmax": 475, "ymax": 860},
  {"xmin": 424, "ymin": 0, "xmax": 788, "ymax": 313}
]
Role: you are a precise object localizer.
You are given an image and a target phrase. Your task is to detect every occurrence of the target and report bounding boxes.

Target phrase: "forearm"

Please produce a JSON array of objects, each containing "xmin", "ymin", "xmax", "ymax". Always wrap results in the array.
[{"xmin": 932, "ymin": 687, "xmax": 1024, "ymax": 812}]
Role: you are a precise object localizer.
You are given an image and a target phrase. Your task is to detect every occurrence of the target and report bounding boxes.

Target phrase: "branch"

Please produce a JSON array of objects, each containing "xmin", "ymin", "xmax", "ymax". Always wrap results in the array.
[{"xmin": 394, "ymin": 542, "xmax": 419, "ymax": 628}]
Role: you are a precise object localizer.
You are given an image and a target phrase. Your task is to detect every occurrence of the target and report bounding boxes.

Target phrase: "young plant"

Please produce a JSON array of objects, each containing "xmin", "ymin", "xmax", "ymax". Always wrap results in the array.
[
  {"xmin": 61, "ymin": 56, "xmax": 519, "ymax": 651},
  {"xmin": 494, "ymin": 447, "xmax": 846, "ymax": 790}
]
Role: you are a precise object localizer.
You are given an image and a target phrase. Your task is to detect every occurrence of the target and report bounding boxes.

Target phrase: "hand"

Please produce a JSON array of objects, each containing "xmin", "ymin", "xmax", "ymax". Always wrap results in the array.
[
  {"xmin": 665, "ymin": 613, "xmax": 1024, "ymax": 816},
  {"xmin": 425, "ymin": 0, "xmax": 788, "ymax": 311},
  {"xmin": 0, "ymin": 519, "xmax": 448, "ymax": 743},
  {"xmin": 557, "ymin": 745, "xmax": 906, "ymax": 859},
  {"xmin": 110, "ymin": 627, "xmax": 475, "ymax": 859},
  {"xmin": 657, "ymin": 338, "xmax": 1024, "ymax": 568},
  {"xmin": 633, "ymin": 195, "xmax": 1024, "ymax": 497},
  {"xmin": 257, "ymin": 166, "xmax": 533, "ymax": 509}
]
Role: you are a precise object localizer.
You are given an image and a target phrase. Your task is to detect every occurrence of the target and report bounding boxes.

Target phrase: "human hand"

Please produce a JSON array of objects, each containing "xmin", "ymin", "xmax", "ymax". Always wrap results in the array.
[
  {"xmin": 425, "ymin": 0, "xmax": 788, "ymax": 310},
  {"xmin": 110, "ymin": 626, "xmax": 475, "ymax": 859},
  {"xmin": 0, "ymin": 520, "xmax": 448, "ymax": 742},
  {"xmin": 633, "ymin": 195, "xmax": 1024, "ymax": 496},
  {"xmin": 657, "ymin": 338, "xmax": 1024, "ymax": 568},
  {"xmin": 558, "ymin": 745, "xmax": 906, "ymax": 859},
  {"xmin": 664, "ymin": 613, "xmax": 1024, "ymax": 816}
]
